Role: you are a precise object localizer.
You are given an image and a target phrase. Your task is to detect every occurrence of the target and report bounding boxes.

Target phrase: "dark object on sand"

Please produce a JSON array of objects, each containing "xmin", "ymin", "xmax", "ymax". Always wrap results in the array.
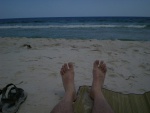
[
  {"xmin": 22, "ymin": 44, "xmax": 32, "ymax": 49},
  {"xmin": 0, "ymin": 83, "xmax": 27, "ymax": 113}
]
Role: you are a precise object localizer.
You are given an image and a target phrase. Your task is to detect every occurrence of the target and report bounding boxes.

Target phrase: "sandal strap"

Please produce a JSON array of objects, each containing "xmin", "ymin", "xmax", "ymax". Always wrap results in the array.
[
  {"xmin": 2, "ymin": 84, "xmax": 16, "ymax": 97},
  {"xmin": 1, "ymin": 83, "xmax": 17, "ymax": 104}
]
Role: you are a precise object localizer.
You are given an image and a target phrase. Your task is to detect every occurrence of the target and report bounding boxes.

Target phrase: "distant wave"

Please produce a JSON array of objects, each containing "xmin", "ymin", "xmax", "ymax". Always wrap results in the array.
[{"xmin": 0, "ymin": 24, "xmax": 148, "ymax": 29}]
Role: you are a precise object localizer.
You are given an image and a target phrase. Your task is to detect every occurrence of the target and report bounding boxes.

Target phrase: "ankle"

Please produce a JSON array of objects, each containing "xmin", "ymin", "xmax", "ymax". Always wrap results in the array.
[
  {"xmin": 65, "ymin": 91, "xmax": 76, "ymax": 101},
  {"xmin": 66, "ymin": 90, "xmax": 75, "ymax": 95},
  {"xmin": 91, "ymin": 89, "xmax": 103, "ymax": 99}
]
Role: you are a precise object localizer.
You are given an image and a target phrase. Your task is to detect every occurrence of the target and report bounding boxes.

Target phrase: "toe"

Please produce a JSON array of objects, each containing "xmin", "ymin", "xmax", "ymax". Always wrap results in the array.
[
  {"xmin": 103, "ymin": 64, "xmax": 107, "ymax": 73},
  {"xmin": 94, "ymin": 60, "xmax": 99, "ymax": 67},
  {"xmin": 62, "ymin": 67, "xmax": 65, "ymax": 75},
  {"xmin": 60, "ymin": 70, "xmax": 64, "ymax": 75},
  {"xmin": 68, "ymin": 62, "xmax": 73, "ymax": 69},
  {"xmin": 62, "ymin": 65, "xmax": 66, "ymax": 73},
  {"xmin": 102, "ymin": 62, "xmax": 105, "ymax": 68},
  {"xmin": 101, "ymin": 63, "xmax": 107, "ymax": 73},
  {"xmin": 64, "ymin": 63, "xmax": 68, "ymax": 71},
  {"xmin": 99, "ymin": 60, "xmax": 104, "ymax": 68},
  {"xmin": 100, "ymin": 60, "xmax": 104, "ymax": 65}
]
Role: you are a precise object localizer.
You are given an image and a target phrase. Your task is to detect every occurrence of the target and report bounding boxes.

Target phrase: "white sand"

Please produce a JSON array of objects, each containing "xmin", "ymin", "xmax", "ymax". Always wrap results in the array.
[{"xmin": 0, "ymin": 38, "xmax": 150, "ymax": 113}]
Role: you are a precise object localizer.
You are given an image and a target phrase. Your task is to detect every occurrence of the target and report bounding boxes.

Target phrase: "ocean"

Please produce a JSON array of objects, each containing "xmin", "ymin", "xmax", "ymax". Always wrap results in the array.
[{"xmin": 0, "ymin": 17, "xmax": 150, "ymax": 41}]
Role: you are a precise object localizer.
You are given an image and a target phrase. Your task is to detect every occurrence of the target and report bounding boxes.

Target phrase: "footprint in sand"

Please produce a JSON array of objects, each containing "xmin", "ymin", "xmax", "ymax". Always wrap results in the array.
[
  {"xmin": 121, "ymin": 60, "xmax": 130, "ymax": 64},
  {"xmin": 50, "ymin": 43, "xmax": 61, "ymax": 47},
  {"xmin": 49, "ymin": 72, "xmax": 57, "ymax": 77},
  {"xmin": 129, "ymin": 83, "xmax": 133, "ymax": 88},
  {"xmin": 144, "ymin": 72, "xmax": 150, "ymax": 76},
  {"xmin": 15, "ymin": 71, "xmax": 24, "ymax": 76},
  {"xmin": 144, "ymin": 51, "xmax": 150, "ymax": 54},
  {"xmin": 71, "ymin": 48, "xmax": 79, "ymax": 51},
  {"xmin": 117, "ymin": 73, "xmax": 124, "ymax": 78},
  {"xmin": 107, "ymin": 52, "xmax": 112, "ymax": 56},
  {"xmin": 91, "ymin": 49, "xmax": 101, "ymax": 52},
  {"xmin": 107, "ymin": 61, "xmax": 117, "ymax": 66},
  {"xmin": 92, "ymin": 44, "xmax": 102, "ymax": 47},
  {"xmin": 125, "ymin": 76, "xmax": 135, "ymax": 80},
  {"xmin": 139, "ymin": 64, "xmax": 146, "ymax": 69},
  {"xmin": 108, "ymin": 73, "xmax": 118, "ymax": 78},
  {"xmin": 139, "ymin": 89, "xmax": 146, "ymax": 93},
  {"xmin": 71, "ymin": 45, "xmax": 77, "ymax": 48},
  {"xmin": 133, "ymin": 49, "xmax": 139, "ymax": 52},
  {"xmin": 29, "ymin": 66, "xmax": 36, "ymax": 71},
  {"xmin": 107, "ymin": 67, "xmax": 114, "ymax": 71}
]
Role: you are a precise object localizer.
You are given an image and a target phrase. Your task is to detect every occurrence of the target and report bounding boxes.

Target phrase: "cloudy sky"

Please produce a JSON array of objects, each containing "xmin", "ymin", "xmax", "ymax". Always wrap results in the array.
[{"xmin": 0, "ymin": 0, "xmax": 150, "ymax": 19}]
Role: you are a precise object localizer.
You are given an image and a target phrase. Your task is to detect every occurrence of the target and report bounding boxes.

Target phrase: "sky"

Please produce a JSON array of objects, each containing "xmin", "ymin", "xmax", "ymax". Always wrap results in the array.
[{"xmin": 0, "ymin": 0, "xmax": 150, "ymax": 19}]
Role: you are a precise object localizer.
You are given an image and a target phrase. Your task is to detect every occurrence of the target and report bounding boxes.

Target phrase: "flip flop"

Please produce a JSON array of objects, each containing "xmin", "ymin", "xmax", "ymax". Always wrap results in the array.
[{"xmin": 1, "ymin": 83, "xmax": 27, "ymax": 113}]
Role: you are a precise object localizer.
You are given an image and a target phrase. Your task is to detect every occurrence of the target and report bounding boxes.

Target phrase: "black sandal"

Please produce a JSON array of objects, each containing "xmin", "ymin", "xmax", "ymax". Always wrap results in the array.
[{"xmin": 1, "ymin": 83, "xmax": 27, "ymax": 113}]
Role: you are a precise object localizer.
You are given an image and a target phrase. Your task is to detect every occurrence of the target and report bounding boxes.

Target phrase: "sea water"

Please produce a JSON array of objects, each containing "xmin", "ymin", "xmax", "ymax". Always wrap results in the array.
[{"xmin": 0, "ymin": 17, "xmax": 150, "ymax": 41}]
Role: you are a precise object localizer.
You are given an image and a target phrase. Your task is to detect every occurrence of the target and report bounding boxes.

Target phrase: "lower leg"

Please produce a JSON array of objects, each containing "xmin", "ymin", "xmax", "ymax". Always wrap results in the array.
[
  {"xmin": 92, "ymin": 91, "xmax": 114, "ymax": 113},
  {"xmin": 51, "ymin": 63, "xmax": 76, "ymax": 113},
  {"xmin": 51, "ymin": 93, "xmax": 74, "ymax": 113},
  {"xmin": 91, "ymin": 60, "xmax": 114, "ymax": 113}
]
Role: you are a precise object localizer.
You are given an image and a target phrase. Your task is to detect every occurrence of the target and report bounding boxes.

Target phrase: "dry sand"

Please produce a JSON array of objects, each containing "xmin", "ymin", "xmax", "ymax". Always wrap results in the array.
[{"xmin": 0, "ymin": 38, "xmax": 150, "ymax": 113}]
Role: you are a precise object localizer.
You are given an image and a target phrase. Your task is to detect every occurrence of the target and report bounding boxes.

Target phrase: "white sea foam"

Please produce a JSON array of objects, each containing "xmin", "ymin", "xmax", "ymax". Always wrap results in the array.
[{"xmin": 0, "ymin": 24, "xmax": 146, "ymax": 29}]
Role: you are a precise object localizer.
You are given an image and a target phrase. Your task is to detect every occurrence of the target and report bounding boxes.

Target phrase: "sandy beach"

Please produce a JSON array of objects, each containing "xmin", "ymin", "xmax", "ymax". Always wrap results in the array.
[{"xmin": 0, "ymin": 38, "xmax": 150, "ymax": 113}]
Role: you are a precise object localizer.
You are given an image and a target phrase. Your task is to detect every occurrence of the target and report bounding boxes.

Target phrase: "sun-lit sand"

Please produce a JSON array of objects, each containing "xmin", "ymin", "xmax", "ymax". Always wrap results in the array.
[{"xmin": 0, "ymin": 38, "xmax": 150, "ymax": 113}]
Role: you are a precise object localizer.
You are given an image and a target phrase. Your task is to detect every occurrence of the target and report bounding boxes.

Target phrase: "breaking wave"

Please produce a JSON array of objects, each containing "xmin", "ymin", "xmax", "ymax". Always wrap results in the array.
[{"xmin": 0, "ymin": 24, "xmax": 147, "ymax": 29}]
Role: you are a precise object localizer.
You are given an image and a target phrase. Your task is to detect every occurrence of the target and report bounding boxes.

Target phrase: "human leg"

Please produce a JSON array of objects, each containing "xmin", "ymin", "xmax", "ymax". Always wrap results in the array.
[
  {"xmin": 91, "ymin": 60, "xmax": 114, "ymax": 113},
  {"xmin": 50, "ymin": 63, "xmax": 76, "ymax": 113}
]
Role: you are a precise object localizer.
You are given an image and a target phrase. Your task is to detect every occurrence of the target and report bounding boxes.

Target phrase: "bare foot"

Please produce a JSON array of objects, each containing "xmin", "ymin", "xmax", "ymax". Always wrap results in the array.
[
  {"xmin": 60, "ymin": 62, "xmax": 76, "ymax": 101},
  {"xmin": 90, "ymin": 60, "xmax": 107, "ymax": 99}
]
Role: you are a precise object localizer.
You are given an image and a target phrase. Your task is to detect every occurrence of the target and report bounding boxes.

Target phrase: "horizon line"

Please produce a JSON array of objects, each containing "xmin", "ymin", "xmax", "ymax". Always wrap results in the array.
[{"xmin": 0, "ymin": 16, "xmax": 150, "ymax": 20}]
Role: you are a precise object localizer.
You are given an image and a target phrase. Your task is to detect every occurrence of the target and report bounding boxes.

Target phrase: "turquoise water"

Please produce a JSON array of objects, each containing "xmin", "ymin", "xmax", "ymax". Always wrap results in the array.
[{"xmin": 0, "ymin": 17, "xmax": 150, "ymax": 40}]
